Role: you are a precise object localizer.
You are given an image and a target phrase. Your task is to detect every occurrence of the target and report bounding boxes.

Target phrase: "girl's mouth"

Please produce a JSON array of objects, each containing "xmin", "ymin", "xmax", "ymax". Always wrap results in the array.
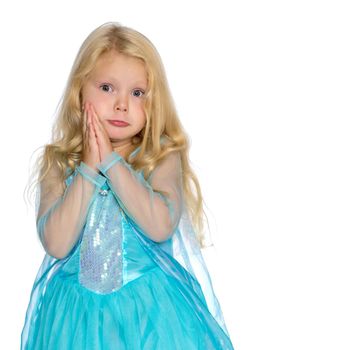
[{"xmin": 108, "ymin": 120, "xmax": 130, "ymax": 127}]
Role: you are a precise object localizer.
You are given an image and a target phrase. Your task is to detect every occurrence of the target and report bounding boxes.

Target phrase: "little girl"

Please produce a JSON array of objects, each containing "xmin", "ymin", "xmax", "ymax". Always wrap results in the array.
[{"xmin": 21, "ymin": 22, "xmax": 235, "ymax": 350}]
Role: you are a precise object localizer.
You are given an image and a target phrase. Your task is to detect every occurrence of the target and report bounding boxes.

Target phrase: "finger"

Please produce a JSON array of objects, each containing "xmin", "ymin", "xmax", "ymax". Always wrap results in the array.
[
  {"xmin": 88, "ymin": 114, "xmax": 95, "ymax": 149},
  {"xmin": 90, "ymin": 105, "xmax": 102, "ymax": 128},
  {"xmin": 89, "ymin": 105, "xmax": 97, "ymax": 125},
  {"xmin": 88, "ymin": 110, "xmax": 94, "ymax": 137},
  {"xmin": 92, "ymin": 107, "xmax": 100, "ymax": 123},
  {"xmin": 88, "ymin": 111, "xmax": 98, "ymax": 146},
  {"xmin": 82, "ymin": 108, "xmax": 88, "ymax": 149},
  {"xmin": 90, "ymin": 109, "xmax": 101, "ymax": 138},
  {"xmin": 91, "ymin": 118, "xmax": 101, "ymax": 148},
  {"xmin": 84, "ymin": 112, "xmax": 89, "ymax": 152},
  {"xmin": 84, "ymin": 106, "xmax": 89, "ymax": 131},
  {"xmin": 85, "ymin": 111, "xmax": 91, "ymax": 135},
  {"xmin": 91, "ymin": 108, "xmax": 107, "ymax": 142}
]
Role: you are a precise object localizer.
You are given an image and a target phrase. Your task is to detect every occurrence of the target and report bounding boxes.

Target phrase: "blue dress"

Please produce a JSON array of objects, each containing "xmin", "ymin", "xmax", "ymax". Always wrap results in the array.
[{"xmin": 21, "ymin": 144, "xmax": 235, "ymax": 349}]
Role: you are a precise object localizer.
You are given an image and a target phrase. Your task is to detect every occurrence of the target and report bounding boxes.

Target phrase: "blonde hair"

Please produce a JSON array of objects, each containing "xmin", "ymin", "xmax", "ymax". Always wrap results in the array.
[{"xmin": 24, "ymin": 21, "xmax": 213, "ymax": 248}]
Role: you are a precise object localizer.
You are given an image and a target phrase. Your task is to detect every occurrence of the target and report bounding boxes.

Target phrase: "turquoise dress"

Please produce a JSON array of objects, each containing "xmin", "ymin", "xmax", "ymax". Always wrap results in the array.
[{"xmin": 21, "ymin": 144, "xmax": 235, "ymax": 349}]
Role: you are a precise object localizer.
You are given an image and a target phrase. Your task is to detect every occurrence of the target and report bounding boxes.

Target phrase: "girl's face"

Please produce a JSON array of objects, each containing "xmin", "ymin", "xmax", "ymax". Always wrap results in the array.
[{"xmin": 81, "ymin": 51, "xmax": 148, "ymax": 147}]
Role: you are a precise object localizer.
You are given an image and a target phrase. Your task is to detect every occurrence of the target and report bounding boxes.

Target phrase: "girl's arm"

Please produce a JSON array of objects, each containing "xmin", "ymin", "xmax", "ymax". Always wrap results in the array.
[
  {"xmin": 97, "ymin": 150, "xmax": 183, "ymax": 243},
  {"xmin": 36, "ymin": 162, "xmax": 106, "ymax": 259}
]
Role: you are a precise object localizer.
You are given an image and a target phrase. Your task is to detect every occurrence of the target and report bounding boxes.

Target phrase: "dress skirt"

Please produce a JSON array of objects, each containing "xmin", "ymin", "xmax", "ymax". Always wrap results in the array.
[{"xmin": 25, "ymin": 265, "xmax": 230, "ymax": 350}]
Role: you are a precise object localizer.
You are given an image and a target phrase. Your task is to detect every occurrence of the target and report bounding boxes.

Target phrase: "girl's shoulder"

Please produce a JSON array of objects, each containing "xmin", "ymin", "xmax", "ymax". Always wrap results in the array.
[
  {"xmin": 64, "ymin": 166, "xmax": 77, "ymax": 186},
  {"xmin": 160, "ymin": 134, "xmax": 171, "ymax": 144}
]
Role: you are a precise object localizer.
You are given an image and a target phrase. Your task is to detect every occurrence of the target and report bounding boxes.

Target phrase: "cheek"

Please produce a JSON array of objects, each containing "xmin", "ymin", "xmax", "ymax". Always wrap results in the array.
[
  {"xmin": 85, "ymin": 95, "xmax": 105, "ymax": 115},
  {"xmin": 139, "ymin": 114, "xmax": 147, "ymax": 128},
  {"xmin": 137, "ymin": 108, "xmax": 147, "ymax": 124},
  {"xmin": 82, "ymin": 85, "xmax": 103, "ymax": 106},
  {"xmin": 136, "ymin": 100, "xmax": 146, "ymax": 115},
  {"xmin": 86, "ymin": 94, "xmax": 101, "ymax": 106}
]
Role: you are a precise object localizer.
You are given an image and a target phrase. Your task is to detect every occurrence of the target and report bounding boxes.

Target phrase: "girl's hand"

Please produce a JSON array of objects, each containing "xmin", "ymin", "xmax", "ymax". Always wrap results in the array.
[
  {"xmin": 89, "ymin": 103, "xmax": 114, "ymax": 163},
  {"xmin": 81, "ymin": 102, "xmax": 101, "ymax": 172}
]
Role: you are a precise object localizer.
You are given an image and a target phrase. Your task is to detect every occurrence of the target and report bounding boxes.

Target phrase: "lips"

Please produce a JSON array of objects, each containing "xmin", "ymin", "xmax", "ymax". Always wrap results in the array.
[{"xmin": 108, "ymin": 120, "xmax": 130, "ymax": 127}]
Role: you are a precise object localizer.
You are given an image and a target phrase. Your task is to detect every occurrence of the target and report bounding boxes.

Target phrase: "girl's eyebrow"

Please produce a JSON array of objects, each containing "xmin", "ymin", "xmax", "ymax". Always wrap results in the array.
[{"xmin": 101, "ymin": 76, "xmax": 147, "ymax": 87}]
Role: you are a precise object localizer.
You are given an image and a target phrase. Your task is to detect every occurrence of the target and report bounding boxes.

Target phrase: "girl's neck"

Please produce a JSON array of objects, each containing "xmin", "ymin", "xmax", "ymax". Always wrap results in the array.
[{"xmin": 111, "ymin": 139, "xmax": 134, "ymax": 158}]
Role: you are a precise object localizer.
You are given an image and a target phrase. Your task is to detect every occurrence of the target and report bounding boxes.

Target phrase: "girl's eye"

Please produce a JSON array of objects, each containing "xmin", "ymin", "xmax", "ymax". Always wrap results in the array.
[
  {"xmin": 132, "ymin": 89, "xmax": 144, "ymax": 98},
  {"xmin": 99, "ymin": 84, "xmax": 144, "ymax": 97},
  {"xmin": 100, "ymin": 84, "xmax": 112, "ymax": 92}
]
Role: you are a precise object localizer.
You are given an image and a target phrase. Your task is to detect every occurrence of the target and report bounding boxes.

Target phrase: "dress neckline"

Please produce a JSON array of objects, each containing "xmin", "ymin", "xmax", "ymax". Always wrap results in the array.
[{"xmin": 129, "ymin": 144, "xmax": 141, "ymax": 158}]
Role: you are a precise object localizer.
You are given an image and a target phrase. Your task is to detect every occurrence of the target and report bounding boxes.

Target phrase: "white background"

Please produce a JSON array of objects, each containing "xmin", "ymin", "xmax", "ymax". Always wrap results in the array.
[{"xmin": 1, "ymin": 1, "xmax": 349, "ymax": 349}]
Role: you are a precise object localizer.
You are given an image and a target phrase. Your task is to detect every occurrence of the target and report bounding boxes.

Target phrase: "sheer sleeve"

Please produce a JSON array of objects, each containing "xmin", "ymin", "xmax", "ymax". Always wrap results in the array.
[
  {"xmin": 97, "ymin": 150, "xmax": 183, "ymax": 243},
  {"xmin": 36, "ymin": 161, "xmax": 107, "ymax": 259}
]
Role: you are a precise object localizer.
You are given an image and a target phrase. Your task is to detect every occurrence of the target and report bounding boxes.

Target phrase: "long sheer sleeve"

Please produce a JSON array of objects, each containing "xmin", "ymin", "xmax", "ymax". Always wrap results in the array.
[
  {"xmin": 97, "ymin": 150, "xmax": 183, "ymax": 243},
  {"xmin": 36, "ymin": 161, "xmax": 107, "ymax": 259}
]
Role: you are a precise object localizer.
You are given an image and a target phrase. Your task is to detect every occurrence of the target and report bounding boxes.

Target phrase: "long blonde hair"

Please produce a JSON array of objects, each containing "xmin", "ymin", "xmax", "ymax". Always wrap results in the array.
[{"xmin": 24, "ymin": 22, "xmax": 213, "ymax": 248}]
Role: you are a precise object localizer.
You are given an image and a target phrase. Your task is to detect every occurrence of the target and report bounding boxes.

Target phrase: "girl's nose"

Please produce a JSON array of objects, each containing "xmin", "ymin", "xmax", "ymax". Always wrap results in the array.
[
  {"xmin": 114, "ymin": 95, "xmax": 128, "ymax": 112},
  {"xmin": 115, "ymin": 105, "xmax": 127, "ymax": 112}
]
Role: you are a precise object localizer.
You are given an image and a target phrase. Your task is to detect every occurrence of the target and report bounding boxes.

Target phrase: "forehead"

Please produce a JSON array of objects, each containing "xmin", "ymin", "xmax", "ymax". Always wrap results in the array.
[{"xmin": 92, "ymin": 51, "xmax": 148, "ymax": 84}]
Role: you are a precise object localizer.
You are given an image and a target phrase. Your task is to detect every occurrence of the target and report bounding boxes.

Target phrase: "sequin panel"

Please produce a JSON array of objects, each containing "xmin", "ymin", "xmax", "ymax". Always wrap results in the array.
[{"xmin": 79, "ymin": 188, "xmax": 123, "ymax": 294}]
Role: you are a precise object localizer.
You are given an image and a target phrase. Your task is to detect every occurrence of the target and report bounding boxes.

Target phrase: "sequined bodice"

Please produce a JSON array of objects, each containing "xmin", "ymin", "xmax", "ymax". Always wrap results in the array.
[{"xmin": 60, "ymin": 179, "xmax": 157, "ymax": 295}]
